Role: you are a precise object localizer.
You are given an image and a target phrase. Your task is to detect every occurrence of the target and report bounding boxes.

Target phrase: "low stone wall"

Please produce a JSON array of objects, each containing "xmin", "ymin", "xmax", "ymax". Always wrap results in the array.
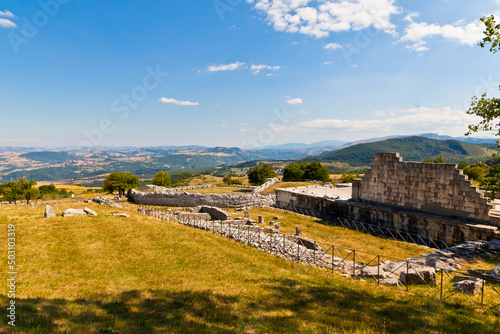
[
  {"xmin": 192, "ymin": 205, "xmax": 232, "ymax": 220},
  {"xmin": 275, "ymin": 189, "xmax": 500, "ymax": 245},
  {"xmin": 128, "ymin": 189, "xmax": 275, "ymax": 208},
  {"xmin": 253, "ymin": 178, "xmax": 280, "ymax": 194},
  {"xmin": 140, "ymin": 184, "xmax": 215, "ymax": 193}
]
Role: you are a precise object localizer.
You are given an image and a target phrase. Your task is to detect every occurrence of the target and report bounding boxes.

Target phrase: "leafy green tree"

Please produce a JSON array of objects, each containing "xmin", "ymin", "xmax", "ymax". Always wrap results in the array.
[
  {"xmin": 223, "ymin": 175, "xmax": 233, "ymax": 185},
  {"xmin": 467, "ymin": 16, "xmax": 500, "ymax": 136},
  {"xmin": 283, "ymin": 163, "xmax": 306, "ymax": 181},
  {"xmin": 247, "ymin": 164, "xmax": 277, "ymax": 185},
  {"xmin": 462, "ymin": 163, "xmax": 488, "ymax": 182},
  {"xmin": 423, "ymin": 156, "xmax": 446, "ymax": 163},
  {"xmin": 340, "ymin": 173, "xmax": 359, "ymax": 183},
  {"xmin": 303, "ymin": 161, "xmax": 331, "ymax": 182},
  {"xmin": 152, "ymin": 170, "xmax": 171, "ymax": 188},
  {"xmin": 0, "ymin": 181, "xmax": 23, "ymax": 205},
  {"xmin": 103, "ymin": 172, "xmax": 139, "ymax": 197}
]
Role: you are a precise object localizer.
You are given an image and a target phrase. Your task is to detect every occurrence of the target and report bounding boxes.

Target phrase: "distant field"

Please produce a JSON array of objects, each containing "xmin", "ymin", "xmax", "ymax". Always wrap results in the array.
[
  {"xmin": 0, "ymin": 199, "xmax": 499, "ymax": 333},
  {"xmin": 259, "ymin": 182, "xmax": 321, "ymax": 196}
]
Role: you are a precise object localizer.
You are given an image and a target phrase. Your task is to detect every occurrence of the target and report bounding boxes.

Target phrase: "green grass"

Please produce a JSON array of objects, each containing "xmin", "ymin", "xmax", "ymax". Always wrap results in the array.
[{"xmin": 1, "ymin": 201, "xmax": 499, "ymax": 333}]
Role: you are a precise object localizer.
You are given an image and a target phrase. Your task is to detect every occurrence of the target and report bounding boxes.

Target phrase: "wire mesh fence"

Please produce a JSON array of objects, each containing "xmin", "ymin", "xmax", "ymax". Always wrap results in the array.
[
  {"xmin": 130, "ymin": 203, "xmax": 500, "ymax": 311},
  {"xmin": 275, "ymin": 204, "xmax": 452, "ymax": 250}
]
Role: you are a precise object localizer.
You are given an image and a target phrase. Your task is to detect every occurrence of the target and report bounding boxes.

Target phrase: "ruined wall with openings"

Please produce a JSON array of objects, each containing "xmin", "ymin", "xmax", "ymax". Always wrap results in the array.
[{"xmin": 352, "ymin": 153, "xmax": 493, "ymax": 221}]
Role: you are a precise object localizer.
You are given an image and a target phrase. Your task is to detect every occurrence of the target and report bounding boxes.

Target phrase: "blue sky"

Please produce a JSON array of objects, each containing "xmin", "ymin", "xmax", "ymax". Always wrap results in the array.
[{"xmin": 0, "ymin": 0, "xmax": 499, "ymax": 148}]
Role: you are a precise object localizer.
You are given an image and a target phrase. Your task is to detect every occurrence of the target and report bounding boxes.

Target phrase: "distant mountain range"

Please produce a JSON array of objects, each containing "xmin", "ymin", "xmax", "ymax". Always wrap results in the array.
[
  {"xmin": 301, "ymin": 136, "xmax": 500, "ymax": 167},
  {"xmin": 0, "ymin": 134, "xmax": 499, "ymax": 182}
]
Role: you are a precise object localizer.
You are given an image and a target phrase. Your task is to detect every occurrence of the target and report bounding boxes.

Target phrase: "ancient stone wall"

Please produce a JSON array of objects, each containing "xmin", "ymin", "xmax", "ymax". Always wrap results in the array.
[
  {"xmin": 352, "ymin": 153, "xmax": 493, "ymax": 221},
  {"xmin": 275, "ymin": 189, "xmax": 500, "ymax": 245},
  {"xmin": 128, "ymin": 189, "xmax": 275, "ymax": 208},
  {"xmin": 253, "ymin": 178, "xmax": 280, "ymax": 194}
]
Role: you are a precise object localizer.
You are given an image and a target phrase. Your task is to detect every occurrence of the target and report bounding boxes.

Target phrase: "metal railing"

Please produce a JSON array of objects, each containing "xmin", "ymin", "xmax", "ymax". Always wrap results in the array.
[
  {"xmin": 275, "ymin": 204, "xmax": 452, "ymax": 250},
  {"xmin": 132, "ymin": 204, "xmax": 500, "ymax": 310}
]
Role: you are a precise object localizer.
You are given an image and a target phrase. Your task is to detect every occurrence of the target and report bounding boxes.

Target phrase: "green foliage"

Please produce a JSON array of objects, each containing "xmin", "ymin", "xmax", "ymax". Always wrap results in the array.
[
  {"xmin": 479, "ymin": 15, "xmax": 500, "ymax": 53},
  {"xmin": 462, "ymin": 163, "xmax": 488, "ymax": 182},
  {"xmin": 170, "ymin": 172, "xmax": 194, "ymax": 187},
  {"xmin": 283, "ymin": 162, "xmax": 307, "ymax": 181},
  {"xmin": 303, "ymin": 137, "xmax": 491, "ymax": 167},
  {"xmin": 102, "ymin": 172, "xmax": 139, "ymax": 197},
  {"xmin": 222, "ymin": 175, "xmax": 244, "ymax": 186},
  {"xmin": 0, "ymin": 178, "xmax": 40, "ymax": 204},
  {"xmin": 283, "ymin": 162, "xmax": 330, "ymax": 182},
  {"xmin": 247, "ymin": 164, "xmax": 277, "ymax": 185},
  {"xmin": 340, "ymin": 173, "xmax": 360, "ymax": 183},
  {"xmin": 423, "ymin": 155, "xmax": 446, "ymax": 163},
  {"xmin": 152, "ymin": 170, "xmax": 171, "ymax": 188}
]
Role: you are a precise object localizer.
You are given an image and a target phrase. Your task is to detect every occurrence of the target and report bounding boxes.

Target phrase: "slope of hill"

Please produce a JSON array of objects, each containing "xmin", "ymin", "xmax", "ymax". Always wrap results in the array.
[{"xmin": 303, "ymin": 136, "xmax": 500, "ymax": 167}]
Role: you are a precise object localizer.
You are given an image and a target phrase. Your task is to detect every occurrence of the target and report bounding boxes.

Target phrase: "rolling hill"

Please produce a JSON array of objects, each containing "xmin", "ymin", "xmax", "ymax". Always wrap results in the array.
[{"xmin": 302, "ymin": 136, "xmax": 500, "ymax": 167}]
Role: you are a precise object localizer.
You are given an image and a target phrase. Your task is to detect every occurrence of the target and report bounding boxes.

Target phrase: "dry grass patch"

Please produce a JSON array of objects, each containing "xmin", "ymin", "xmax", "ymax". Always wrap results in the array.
[{"xmin": 0, "ymin": 203, "xmax": 499, "ymax": 333}]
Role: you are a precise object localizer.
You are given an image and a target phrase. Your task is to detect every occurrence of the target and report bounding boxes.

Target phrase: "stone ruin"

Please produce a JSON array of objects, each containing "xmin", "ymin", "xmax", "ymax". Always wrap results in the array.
[
  {"xmin": 352, "ymin": 152, "xmax": 495, "ymax": 222},
  {"xmin": 127, "ymin": 188, "xmax": 275, "ymax": 208}
]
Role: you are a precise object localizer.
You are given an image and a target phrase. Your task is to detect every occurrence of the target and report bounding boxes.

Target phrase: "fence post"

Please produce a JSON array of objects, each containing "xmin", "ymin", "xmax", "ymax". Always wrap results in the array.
[
  {"xmin": 440, "ymin": 269, "xmax": 443, "ymax": 301},
  {"xmin": 481, "ymin": 278, "xmax": 485, "ymax": 307},
  {"xmin": 406, "ymin": 261, "xmax": 409, "ymax": 291},
  {"xmin": 377, "ymin": 255, "xmax": 380, "ymax": 285},
  {"xmin": 331, "ymin": 245, "xmax": 335, "ymax": 275},
  {"xmin": 352, "ymin": 250, "xmax": 356, "ymax": 276}
]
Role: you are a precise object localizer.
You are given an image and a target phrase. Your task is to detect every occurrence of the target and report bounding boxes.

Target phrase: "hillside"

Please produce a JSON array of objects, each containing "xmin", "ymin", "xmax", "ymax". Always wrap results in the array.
[
  {"xmin": 0, "ymin": 201, "xmax": 498, "ymax": 332},
  {"xmin": 303, "ymin": 136, "xmax": 500, "ymax": 167}
]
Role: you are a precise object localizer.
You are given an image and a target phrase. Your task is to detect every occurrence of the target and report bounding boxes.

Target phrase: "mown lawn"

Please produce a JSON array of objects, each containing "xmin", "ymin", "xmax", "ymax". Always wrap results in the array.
[{"xmin": 0, "ymin": 201, "xmax": 499, "ymax": 333}]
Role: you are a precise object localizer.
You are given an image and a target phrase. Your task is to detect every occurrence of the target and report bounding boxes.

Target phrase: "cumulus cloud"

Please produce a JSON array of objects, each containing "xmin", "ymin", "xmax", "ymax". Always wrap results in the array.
[
  {"xmin": 250, "ymin": 64, "xmax": 281, "ymax": 73},
  {"xmin": 324, "ymin": 42, "xmax": 342, "ymax": 50},
  {"xmin": 247, "ymin": 0, "xmax": 400, "ymax": 38},
  {"xmin": 0, "ymin": 10, "xmax": 16, "ymax": 28},
  {"xmin": 159, "ymin": 97, "xmax": 199, "ymax": 106},
  {"xmin": 268, "ymin": 106, "xmax": 480, "ymax": 138},
  {"xmin": 206, "ymin": 61, "xmax": 247, "ymax": 72},
  {"xmin": 287, "ymin": 98, "xmax": 303, "ymax": 105},
  {"xmin": 400, "ymin": 13, "xmax": 484, "ymax": 51}
]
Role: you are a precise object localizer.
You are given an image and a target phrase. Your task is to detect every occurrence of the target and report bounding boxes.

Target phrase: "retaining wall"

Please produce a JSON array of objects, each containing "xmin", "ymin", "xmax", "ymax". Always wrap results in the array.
[{"xmin": 128, "ymin": 189, "xmax": 275, "ymax": 208}]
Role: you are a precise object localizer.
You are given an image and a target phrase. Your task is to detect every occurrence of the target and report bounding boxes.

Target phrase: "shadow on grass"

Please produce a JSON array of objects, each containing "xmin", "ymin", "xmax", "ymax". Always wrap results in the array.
[{"xmin": 2, "ymin": 278, "xmax": 499, "ymax": 333}]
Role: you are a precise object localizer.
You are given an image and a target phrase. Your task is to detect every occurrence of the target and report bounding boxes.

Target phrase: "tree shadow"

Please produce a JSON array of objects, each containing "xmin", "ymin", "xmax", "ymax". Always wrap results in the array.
[{"xmin": 1, "ymin": 277, "xmax": 498, "ymax": 333}]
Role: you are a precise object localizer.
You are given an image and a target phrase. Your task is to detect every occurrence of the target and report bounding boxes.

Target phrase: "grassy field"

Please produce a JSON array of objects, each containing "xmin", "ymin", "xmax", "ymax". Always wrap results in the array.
[{"xmin": 1, "ymin": 200, "xmax": 499, "ymax": 333}]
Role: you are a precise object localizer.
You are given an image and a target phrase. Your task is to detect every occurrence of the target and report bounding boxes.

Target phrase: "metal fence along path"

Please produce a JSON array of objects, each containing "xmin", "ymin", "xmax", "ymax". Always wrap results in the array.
[{"xmin": 127, "ymin": 203, "xmax": 500, "ymax": 311}]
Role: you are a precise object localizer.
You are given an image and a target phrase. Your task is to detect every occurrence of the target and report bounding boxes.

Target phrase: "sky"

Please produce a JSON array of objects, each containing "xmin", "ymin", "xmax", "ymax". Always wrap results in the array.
[{"xmin": 1, "ymin": 0, "xmax": 500, "ymax": 149}]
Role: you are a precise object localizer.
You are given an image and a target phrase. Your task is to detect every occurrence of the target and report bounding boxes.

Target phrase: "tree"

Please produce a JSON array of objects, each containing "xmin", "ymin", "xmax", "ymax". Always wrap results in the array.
[
  {"xmin": 467, "ymin": 15, "xmax": 500, "ymax": 136},
  {"xmin": 283, "ymin": 162, "xmax": 330, "ymax": 182},
  {"xmin": 102, "ymin": 172, "xmax": 139, "ymax": 197},
  {"xmin": 247, "ymin": 164, "xmax": 277, "ymax": 185},
  {"xmin": 0, "ymin": 181, "xmax": 23, "ymax": 205},
  {"xmin": 423, "ymin": 156, "xmax": 446, "ymax": 163},
  {"xmin": 283, "ymin": 163, "xmax": 306, "ymax": 181},
  {"xmin": 303, "ymin": 161, "xmax": 331, "ymax": 182},
  {"xmin": 152, "ymin": 170, "xmax": 171, "ymax": 188},
  {"xmin": 340, "ymin": 173, "xmax": 359, "ymax": 183}
]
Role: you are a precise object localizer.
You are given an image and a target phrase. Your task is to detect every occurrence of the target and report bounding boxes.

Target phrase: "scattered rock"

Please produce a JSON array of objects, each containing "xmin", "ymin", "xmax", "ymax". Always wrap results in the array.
[
  {"xmin": 113, "ymin": 213, "xmax": 130, "ymax": 218},
  {"xmin": 379, "ymin": 278, "xmax": 400, "ymax": 286},
  {"xmin": 83, "ymin": 207, "xmax": 97, "ymax": 216},
  {"xmin": 296, "ymin": 226, "xmax": 302, "ymax": 236},
  {"xmin": 400, "ymin": 267, "xmax": 436, "ymax": 286},
  {"xmin": 92, "ymin": 197, "xmax": 123, "ymax": 209},
  {"xmin": 453, "ymin": 280, "xmax": 482, "ymax": 296},
  {"xmin": 44, "ymin": 205, "xmax": 56, "ymax": 218},
  {"xmin": 359, "ymin": 266, "xmax": 387, "ymax": 279},
  {"xmin": 490, "ymin": 263, "xmax": 500, "ymax": 277},
  {"xmin": 62, "ymin": 209, "xmax": 87, "ymax": 217},
  {"xmin": 275, "ymin": 223, "xmax": 281, "ymax": 230},
  {"xmin": 273, "ymin": 216, "xmax": 284, "ymax": 220}
]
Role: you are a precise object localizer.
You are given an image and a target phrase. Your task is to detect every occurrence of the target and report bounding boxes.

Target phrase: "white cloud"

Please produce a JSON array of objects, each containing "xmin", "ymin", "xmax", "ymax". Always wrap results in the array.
[
  {"xmin": 287, "ymin": 98, "xmax": 303, "ymax": 105},
  {"xmin": 268, "ymin": 106, "xmax": 481, "ymax": 138},
  {"xmin": 324, "ymin": 42, "xmax": 342, "ymax": 50},
  {"xmin": 0, "ymin": 11, "xmax": 15, "ymax": 28},
  {"xmin": 400, "ymin": 13, "xmax": 484, "ymax": 51},
  {"xmin": 323, "ymin": 61, "xmax": 334, "ymax": 65},
  {"xmin": 0, "ymin": 10, "xmax": 14, "ymax": 18},
  {"xmin": 250, "ymin": 64, "xmax": 281, "ymax": 74},
  {"xmin": 0, "ymin": 18, "xmax": 16, "ymax": 28},
  {"xmin": 159, "ymin": 97, "xmax": 199, "ymax": 106},
  {"xmin": 247, "ymin": 0, "xmax": 400, "ymax": 38},
  {"xmin": 206, "ymin": 61, "xmax": 247, "ymax": 72},
  {"xmin": 240, "ymin": 128, "xmax": 247, "ymax": 133}
]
